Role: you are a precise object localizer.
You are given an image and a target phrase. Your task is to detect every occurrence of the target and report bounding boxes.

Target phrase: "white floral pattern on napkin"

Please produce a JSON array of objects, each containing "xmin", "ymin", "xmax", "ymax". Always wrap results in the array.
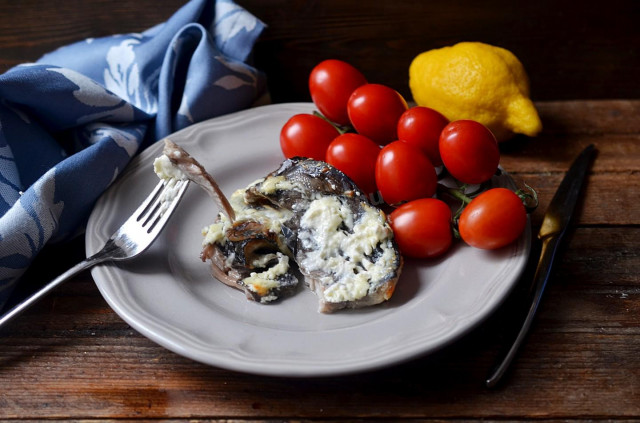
[{"xmin": 0, "ymin": 0, "xmax": 266, "ymax": 309}]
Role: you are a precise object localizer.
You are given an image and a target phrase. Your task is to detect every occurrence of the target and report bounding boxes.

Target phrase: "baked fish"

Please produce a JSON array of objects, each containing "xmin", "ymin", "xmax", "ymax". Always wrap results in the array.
[{"xmin": 155, "ymin": 140, "xmax": 403, "ymax": 313}]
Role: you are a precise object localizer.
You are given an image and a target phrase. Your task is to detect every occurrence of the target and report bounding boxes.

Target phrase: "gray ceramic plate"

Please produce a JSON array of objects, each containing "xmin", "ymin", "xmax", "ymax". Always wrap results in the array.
[{"xmin": 86, "ymin": 103, "xmax": 531, "ymax": 377}]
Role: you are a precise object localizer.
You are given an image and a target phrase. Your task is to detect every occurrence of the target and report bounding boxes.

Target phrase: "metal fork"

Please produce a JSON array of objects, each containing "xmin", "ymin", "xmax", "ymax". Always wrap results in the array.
[{"xmin": 0, "ymin": 178, "xmax": 190, "ymax": 329}]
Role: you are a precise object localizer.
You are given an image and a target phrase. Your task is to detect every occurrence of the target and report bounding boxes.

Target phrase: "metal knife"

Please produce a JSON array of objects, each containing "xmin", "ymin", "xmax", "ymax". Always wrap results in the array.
[{"xmin": 485, "ymin": 144, "xmax": 596, "ymax": 388}]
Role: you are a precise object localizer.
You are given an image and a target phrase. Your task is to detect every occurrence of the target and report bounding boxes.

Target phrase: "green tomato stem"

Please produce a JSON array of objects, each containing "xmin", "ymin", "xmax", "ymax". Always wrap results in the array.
[
  {"xmin": 312, "ymin": 110, "xmax": 353, "ymax": 135},
  {"xmin": 437, "ymin": 183, "xmax": 474, "ymax": 205},
  {"xmin": 516, "ymin": 182, "xmax": 539, "ymax": 213}
]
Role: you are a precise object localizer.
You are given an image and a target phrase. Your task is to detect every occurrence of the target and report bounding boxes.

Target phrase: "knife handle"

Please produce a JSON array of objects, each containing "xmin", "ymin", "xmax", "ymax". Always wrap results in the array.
[{"xmin": 485, "ymin": 233, "xmax": 563, "ymax": 388}]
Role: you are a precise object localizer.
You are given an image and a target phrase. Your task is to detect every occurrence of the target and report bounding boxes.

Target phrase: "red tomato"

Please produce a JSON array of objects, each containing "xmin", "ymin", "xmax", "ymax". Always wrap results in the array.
[
  {"xmin": 280, "ymin": 114, "xmax": 339, "ymax": 160},
  {"xmin": 458, "ymin": 188, "xmax": 527, "ymax": 250},
  {"xmin": 375, "ymin": 140, "xmax": 437, "ymax": 205},
  {"xmin": 389, "ymin": 198, "xmax": 453, "ymax": 258},
  {"xmin": 439, "ymin": 120, "xmax": 500, "ymax": 184},
  {"xmin": 347, "ymin": 84, "xmax": 408, "ymax": 145},
  {"xmin": 326, "ymin": 133, "xmax": 380, "ymax": 195},
  {"xmin": 309, "ymin": 59, "xmax": 367, "ymax": 126},
  {"xmin": 397, "ymin": 107, "xmax": 449, "ymax": 167}
]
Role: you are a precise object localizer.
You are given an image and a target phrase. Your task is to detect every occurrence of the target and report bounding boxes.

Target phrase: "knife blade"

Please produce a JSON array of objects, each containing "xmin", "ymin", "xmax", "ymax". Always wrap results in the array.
[{"xmin": 485, "ymin": 144, "xmax": 596, "ymax": 388}]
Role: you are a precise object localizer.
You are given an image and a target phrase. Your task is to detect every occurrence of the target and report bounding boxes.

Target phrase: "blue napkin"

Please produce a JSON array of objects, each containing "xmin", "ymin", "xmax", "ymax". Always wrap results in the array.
[{"xmin": 0, "ymin": 0, "xmax": 266, "ymax": 310}]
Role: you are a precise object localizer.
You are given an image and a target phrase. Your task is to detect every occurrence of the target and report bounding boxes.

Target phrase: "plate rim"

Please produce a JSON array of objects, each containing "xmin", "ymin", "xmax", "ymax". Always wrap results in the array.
[{"xmin": 87, "ymin": 102, "xmax": 532, "ymax": 377}]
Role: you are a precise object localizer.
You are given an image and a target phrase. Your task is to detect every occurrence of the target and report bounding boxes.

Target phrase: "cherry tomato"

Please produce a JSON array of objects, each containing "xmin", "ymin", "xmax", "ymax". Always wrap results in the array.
[
  {"xmin": 347, "ymin": 84, "xmax": 408, "ymax": 145},
  {"xmin": 375, "ymin": 140, "xmax": 437, "ymax": 205},
  {"xmin": 309, "ymin": 59, "xmax": 368, "ymax": 126},
  {"xmin": 397, "ymin": 106, "xmax": 449, "ymax": 166},
  {"xmin": 458, "ymin": 188, "xmax": 527, "ymax": 250},
  {"xmin": 326, "ymin": 133, "xmax": 380, "ymax": 195},
  {"xmin": 389, "ymin": 198, "xmax": 453, "ymax": 258},
  {"xmin": 439, "ymin": 120, "xmax": 500, "ymax": 184},
  {"xmin": 280, "ymin": 114, "xmax": 339, "ymax": 160}
]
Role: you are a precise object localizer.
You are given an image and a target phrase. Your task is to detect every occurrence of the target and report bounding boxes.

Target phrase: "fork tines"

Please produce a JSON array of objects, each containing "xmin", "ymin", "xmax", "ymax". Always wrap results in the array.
[{"xmin": 136, "ymin": 179, "xmax": 189, "ymax": 234}]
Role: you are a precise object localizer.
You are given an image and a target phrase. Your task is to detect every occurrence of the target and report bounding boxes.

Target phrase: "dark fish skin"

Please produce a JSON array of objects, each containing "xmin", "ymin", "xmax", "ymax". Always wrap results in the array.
[
  {"xmin": 225, "ymin": 220, "xmax": 281, "ymax": 267},
  {"xmin": 200, "ymin": 213, "xmax": 300, "ymax": 303},
  {"xmin": 161, "ymin": 141, "xmax": 402, "ymax": 312},
  {"xmin": 245, "ymin": 158, "xmax": 403, "ymax": 313},
  {"xmin": 244, "ymin": 157, "xmax": 365, "ymax": 258},
  {"xmin": 246, "ymin": 157, "xmax": 361, "ymax": 206},
  {"xmin": 162, "ymin": 139, "xmax": 298, "ymax": 304}
]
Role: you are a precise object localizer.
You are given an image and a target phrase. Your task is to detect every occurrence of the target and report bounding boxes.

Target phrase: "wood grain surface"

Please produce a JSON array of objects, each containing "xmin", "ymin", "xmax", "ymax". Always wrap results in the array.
[
  {"xmin": 0, "ymin": 0, "xmax": 639, "ymax": 421},
  {"xmin": 1, "ymin": 100, "xmax": 637, "ymax": 422},
  {"xmin": 0, "ymin": 0, "xmax": 638, "ymax": 102},
  {"xmin": 240, "ymin": 0, "xmax": 640, "ymax": 103}
]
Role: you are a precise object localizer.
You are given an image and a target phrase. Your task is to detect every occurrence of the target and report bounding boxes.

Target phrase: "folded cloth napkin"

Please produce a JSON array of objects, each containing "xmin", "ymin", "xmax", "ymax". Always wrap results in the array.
[{"xmin": 0, "ymin": 0, "xmax": 266, "ymax": 310}]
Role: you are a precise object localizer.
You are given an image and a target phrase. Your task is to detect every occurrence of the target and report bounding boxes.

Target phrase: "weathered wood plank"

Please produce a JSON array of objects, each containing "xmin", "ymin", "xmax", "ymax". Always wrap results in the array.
[
  {"xmin": 535, "ymin": 100, "xmax": 640, "ymax": 135},
  {"xmin": 0, "ymin": 0, "xmax": 184, "ymax": 71},
  {"xmin": 507, "ymin": 172, "xmax": 640, "ymax": 226},
  {"xmin": 0, "ymin": 330, "xmax": 638, "ymax": 419},
  {"xmin": 0, "ymin": 1, "xmax": 638, "ymax": 414},
  {"xmin": 1, "ymin": 227, "xmax": 638, "ymax": 419},
  {"xmin": 1, "ymin": 98, "xmax": 638, "ymax": 420},
  {"xmin": 0, "ymin": 1, "xmax": 638, "ymax": 102},
  {"xmin": 240, "ymin": 0, "xmax": 640, "ymax": 102},
  {"xmin": 501, "ymin": 133, "xmax": 640, "ymax": 174}
]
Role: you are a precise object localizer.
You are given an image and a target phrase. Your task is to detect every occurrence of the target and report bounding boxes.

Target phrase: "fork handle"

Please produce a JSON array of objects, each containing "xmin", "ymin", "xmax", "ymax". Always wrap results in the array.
[{"xmin": 0, "ymin": 254, "xmax": 107, "ymax": 331}]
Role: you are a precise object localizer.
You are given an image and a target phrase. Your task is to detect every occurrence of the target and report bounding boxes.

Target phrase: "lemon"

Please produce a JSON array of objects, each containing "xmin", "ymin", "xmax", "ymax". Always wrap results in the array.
[{"xmin": 409, "ymin": 42, "xmax": 542, "ymax": 141}]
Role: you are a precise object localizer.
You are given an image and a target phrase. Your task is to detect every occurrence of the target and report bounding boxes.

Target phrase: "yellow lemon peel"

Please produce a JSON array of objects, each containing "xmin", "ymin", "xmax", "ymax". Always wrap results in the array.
[{"xmin": 409, "ymin": 42, "xmax": 542, "ymax": 141}]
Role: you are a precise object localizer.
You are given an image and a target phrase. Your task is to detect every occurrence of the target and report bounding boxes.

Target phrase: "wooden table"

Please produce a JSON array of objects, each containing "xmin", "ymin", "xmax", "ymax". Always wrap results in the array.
[{"xmin": 1, "ymin": 1, "xmax": 638, "ymax": 421}]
